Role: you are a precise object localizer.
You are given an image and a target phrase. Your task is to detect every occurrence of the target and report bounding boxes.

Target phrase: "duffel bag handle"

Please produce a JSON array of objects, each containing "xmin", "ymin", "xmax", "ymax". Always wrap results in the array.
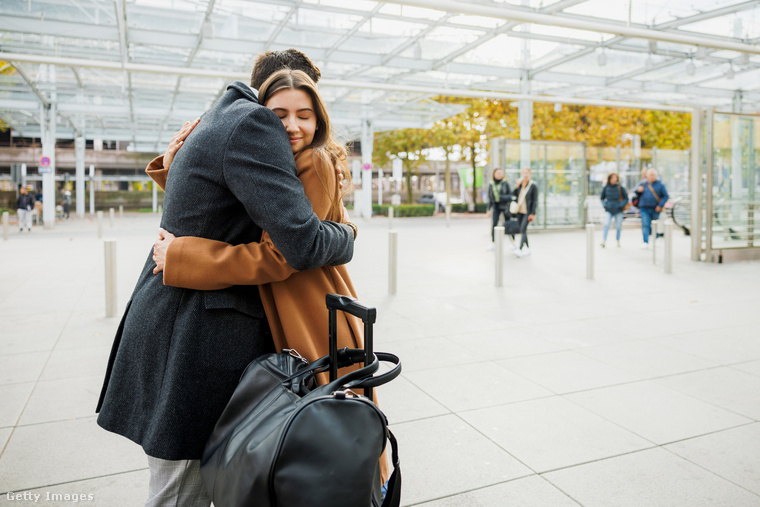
[{"xmin": 345, "ymin": 352, "xmax": 402, "ymax": 390}]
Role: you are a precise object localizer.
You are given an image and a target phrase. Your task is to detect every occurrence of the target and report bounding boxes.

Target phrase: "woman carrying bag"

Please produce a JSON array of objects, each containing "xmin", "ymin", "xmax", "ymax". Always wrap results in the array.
[
  {"xmin": 600, "ymin": 172, "xmax": 629, "ymax": 248},
  {"xmin": 511, "ymin": 167, "xmax": 538, "ymax": 257}
]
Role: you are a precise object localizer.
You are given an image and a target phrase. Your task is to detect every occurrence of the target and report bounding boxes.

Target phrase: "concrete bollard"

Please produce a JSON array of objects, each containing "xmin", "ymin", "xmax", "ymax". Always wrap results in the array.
[
  {"xmin": 664, "ymin": 221, "xmax": 673, "ymax": 274},
  {"xmin": 388, "ymin": 206, "xmax": 394, "ymax": 229},
  {"xmin": 495, "ymin": 226, "xmax": 504, "ymax": 287},
  {"xmin": 586, "ymin": 223, "xmax": 594, "ymax": 280},
  {"xmin": 119, "ymin": 205, "xmax": 124, "ymax": 218},
  {"xmin": 651, "ymin": 220, "xmax": 659, "ymax": 264},
  {"xmin": 104, "ymin": 240, "xmax": 117, "ymax": 318},
  {"xmin": 109, "ymin": 208, "xmax": 115, "ymax": 227},
  {"xmin": 158, "ymin": 204, "xmax": 163, "ymax": 214},
  {"xmin": 388, "ymin": 230, "xmax": 398, "ymax": 295},
  {"xmin": 2, "ymin": 211, "xmax": 8, "ymax": 241},
  {"xmin": 445, "ymin": 204, "xmax": 451, "ymax": 227},
  {"xmin": 97, "ymin": 210, "xmax": 103, "ymax": 239}
]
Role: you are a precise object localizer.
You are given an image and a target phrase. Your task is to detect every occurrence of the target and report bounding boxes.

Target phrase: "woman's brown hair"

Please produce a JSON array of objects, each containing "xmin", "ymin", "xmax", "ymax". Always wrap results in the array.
[
  {"xmin": 607, "ymin": 172, "xmax": 620, "ymax": 185},
  {"xmin": 258, "ymin": 69, "xmax": 350, "ymax": 219}
]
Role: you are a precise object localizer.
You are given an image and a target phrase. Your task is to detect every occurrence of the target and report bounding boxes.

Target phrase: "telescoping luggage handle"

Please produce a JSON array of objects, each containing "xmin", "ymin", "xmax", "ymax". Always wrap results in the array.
[{"xmin": 326, "ymin": 293, "xmax": 377, "ymax": 401}]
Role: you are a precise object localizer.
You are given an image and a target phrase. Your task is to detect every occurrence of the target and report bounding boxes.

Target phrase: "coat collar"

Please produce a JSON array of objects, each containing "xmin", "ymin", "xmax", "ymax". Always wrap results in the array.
[{"xmin": 226, "ymin": 81, "xmax": 259, "ymax": 103}]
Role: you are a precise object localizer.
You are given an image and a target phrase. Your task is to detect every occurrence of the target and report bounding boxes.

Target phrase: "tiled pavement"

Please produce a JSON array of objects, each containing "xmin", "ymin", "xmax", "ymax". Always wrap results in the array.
[{"xmin": 1, "ymin": 212, "xmax": 758, "ymax": 506}]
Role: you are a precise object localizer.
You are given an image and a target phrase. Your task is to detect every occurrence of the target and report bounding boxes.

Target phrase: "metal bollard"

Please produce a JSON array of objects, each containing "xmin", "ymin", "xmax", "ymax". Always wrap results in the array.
[
  {"xmin": 651, "ymin": 220, "xmax": 659, "ymax": 264},
  {"xmin": 109, "ymin": 208, "xmax": 115, "ymax": 227},
  {"xmin": 104, "ymin": 240, "xmax": 117, "ymax": 318},
  {"xmin": 388, "ymin": 230, "xmax": 398, "ymax": 295},
  {"xmin": 158, "ymin": 204, "xmax": 163, "ymax": 214},
  {"xmin": 97, "ymin": 210, "xmax": 103, "ymax": 239},
  {"xmin": 445, "ymin": 204, "xmax": 451, "ymax": 227},
  {"xmin": 388, "ymin": 206, "xmax": 394, "ymax": 229},
  {"xmin": 586, "ymin": 223, "xmax": 594, "ymax": 280},
  {"xmin": 2, "ymin": 211, "xmax": 8, "ymax": 241},
  {"xmin": 664, "ymin": 221, "xmax": 673, "ymax": 274},
  {"xmin": 495, "ymin": 226, "xmax": 504, "ymax": 287},
  {"xmin": 119, "ymin": 205, "xmax": 124, "ymax": 218}
]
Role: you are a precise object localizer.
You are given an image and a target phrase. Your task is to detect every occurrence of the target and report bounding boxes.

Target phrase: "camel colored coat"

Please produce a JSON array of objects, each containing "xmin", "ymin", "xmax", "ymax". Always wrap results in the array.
[{"xmin": 146, "ymin": 149, "xmax": 364, "ymax": 369}]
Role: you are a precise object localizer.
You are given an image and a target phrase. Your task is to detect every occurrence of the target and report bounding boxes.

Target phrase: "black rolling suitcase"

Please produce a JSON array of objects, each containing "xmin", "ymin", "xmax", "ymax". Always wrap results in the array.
[{"xmin": 201, "ymin": 294, "xmax": 402, "ymax": 507}]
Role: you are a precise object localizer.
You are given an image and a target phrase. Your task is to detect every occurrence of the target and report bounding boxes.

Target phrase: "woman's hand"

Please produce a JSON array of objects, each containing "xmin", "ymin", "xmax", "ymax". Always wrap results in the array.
[
  {"xmin": 164, "ymin": 118, "xmax": 200, "ymax": 170},
  {"xmin": 528, "ymin": 214, "xmax": 535, "ymax": 223},
  {"xmin": 152, "ymin": 228, "xmax": 177, "ymax": 274}
]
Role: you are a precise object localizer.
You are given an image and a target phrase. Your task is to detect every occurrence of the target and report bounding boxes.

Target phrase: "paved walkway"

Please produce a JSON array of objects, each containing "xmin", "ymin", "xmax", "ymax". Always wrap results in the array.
[{"xmin": 1, "ymin": 213, "xmax": 759, "ymax": 506}]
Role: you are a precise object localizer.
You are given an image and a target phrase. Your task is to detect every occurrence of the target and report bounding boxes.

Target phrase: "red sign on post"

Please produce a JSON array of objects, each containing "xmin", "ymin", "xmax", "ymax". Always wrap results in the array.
[{"xmin": 40, "ymin": 156, "xmax": 51, "ymax": 167}]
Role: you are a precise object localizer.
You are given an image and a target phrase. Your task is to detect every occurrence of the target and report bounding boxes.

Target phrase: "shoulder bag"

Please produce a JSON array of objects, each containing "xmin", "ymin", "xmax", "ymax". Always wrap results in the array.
[
  {"xmin": 200, "ymin": 294, "xmax": 402, "ymax": 507},
  {"xmin": 618, "ymin": 185, "xmax": 630, "ymax": 212}
]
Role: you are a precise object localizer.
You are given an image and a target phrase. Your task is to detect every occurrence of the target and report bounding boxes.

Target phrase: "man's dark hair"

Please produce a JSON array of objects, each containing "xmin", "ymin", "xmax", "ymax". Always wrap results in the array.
[{"xmin": 250, "ymin": 49, "xmax": 321, "ymax": 90}]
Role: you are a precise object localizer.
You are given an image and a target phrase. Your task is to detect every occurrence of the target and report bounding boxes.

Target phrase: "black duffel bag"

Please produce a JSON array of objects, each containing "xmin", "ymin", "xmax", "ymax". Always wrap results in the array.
[{"xmin": 200, "ymin": 294, "xmax": 402, "ymax": 507}]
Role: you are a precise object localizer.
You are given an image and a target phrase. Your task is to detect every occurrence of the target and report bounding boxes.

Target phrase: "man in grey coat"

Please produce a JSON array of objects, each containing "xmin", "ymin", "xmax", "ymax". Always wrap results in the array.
[{"xmin": 96, "ymin": 50, "xmax": 355, "ymax": 507}]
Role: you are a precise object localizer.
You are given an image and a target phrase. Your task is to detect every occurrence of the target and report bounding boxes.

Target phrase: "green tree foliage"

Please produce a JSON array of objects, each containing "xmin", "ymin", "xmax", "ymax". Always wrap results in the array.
[
  {"xmin": 0, "ymin": 61, "xmax": 14, "ymax": 132},
  {"xmin": 373, "ymin": 128, "xmax": 431, "ymax": 203}
]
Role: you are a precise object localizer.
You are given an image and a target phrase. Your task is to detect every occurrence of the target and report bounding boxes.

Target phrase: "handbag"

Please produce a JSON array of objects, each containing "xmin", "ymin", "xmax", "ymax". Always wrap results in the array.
[
  {"xmin": 200, "ymin": 294, "xmax": 402, "ymax": 507},
  {"xmin": 618, "ymin": 185, "xmax": 630, "ymax": 212}
]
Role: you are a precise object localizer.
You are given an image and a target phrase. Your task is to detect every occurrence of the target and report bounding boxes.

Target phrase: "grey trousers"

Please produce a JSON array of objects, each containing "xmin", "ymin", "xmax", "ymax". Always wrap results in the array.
[{"xmin": 146, "ymin": 456, "xmax": 211, "ymax": 507}]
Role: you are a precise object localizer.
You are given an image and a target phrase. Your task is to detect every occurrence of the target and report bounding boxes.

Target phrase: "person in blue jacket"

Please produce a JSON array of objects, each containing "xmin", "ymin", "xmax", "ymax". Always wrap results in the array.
[
  {"xmin": 600, "ymin": 172, "xmax": 627, "ymax": 247},
  {"xmin": 635, "ymin": 168, "xmax": 669, "ymax": 249}
]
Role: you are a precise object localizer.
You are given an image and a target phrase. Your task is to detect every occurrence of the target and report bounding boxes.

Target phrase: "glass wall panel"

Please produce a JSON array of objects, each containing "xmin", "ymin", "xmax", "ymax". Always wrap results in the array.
[
  {"xmin": 711, "ymin": 114, "xmax": 759, "ymax": 249},
  {"xmin": 501, "ymin": 140, "xmax": 586, "ymax": 228}
]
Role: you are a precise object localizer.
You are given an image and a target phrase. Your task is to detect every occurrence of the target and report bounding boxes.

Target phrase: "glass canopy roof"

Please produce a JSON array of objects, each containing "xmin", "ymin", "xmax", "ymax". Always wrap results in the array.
[{"xmin": 0, "ymin": 0, "xmax": 758, "ymax": 152}]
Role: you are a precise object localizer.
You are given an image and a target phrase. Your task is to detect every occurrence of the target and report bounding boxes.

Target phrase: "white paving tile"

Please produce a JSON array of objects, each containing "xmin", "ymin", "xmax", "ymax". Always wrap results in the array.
[
  {"xmin": 391, "ymin": 415, "xmax": 532, "ymax": 505},
  {"xmin": 667, "ymin": 423, "xmax": 760, "ymax": 496},
  {"xmin": 461, "ymin": 397, "xmax": 652, "ymax": 473},
  {"xmin": 544, "ymin": 447, "xmax": 760, "ymax": 507},
  {"xmin": 498, "ymin": 351, "xmax": 640, "ymax": 394},
  {"xmin": 566, "ymin": 381, "xmax": 751, "ymax": 445},
  {"xmin": 405, "ymin": 361, "xmax": 552, "ymax": 412}
]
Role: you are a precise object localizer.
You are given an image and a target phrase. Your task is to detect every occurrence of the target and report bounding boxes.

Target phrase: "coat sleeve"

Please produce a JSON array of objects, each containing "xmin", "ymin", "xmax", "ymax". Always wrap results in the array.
[
  {"xmin": 146, "ymin": 150, "xmax": 302, "ymax": 290},
  {"xmin": 528, "ymin": 184, "xmax": 539, "ymax": 215},
  {"xmin": 162, "ymin": 232, "xmax": 296, "ymax": 290},
  {"xmin": 222, "ymin": 107, "xmax": 353, "ymax": 271},
  {"xmin": 658, "ymin": 184, "xmax": 669, "ymax": 207}
]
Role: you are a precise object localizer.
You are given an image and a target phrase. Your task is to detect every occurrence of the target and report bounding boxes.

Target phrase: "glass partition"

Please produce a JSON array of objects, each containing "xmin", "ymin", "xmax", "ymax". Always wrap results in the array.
[
  {"xmin": 710, "ymin": 114, "xmax": 759, "ymax": 250},
  {"xmin": 500, "ymin": 140, "xmax": 587, "ymax": 228}
]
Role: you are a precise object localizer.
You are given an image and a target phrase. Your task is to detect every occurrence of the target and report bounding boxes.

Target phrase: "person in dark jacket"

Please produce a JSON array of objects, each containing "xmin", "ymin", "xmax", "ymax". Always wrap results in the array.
[
  {"xmin": 635, "ymin": 168, "xmax": 669, "ymax": 249},
  {"xmin": 96, "ymin": 50, "xmax": 356, "ymax": 507},
  {"xmin": 486, "ymin": 168, "xmax": 514, "ymax": 249},
  {"xmin": 16, "ymin": 186, "xmax": 34, "ymax": 232},
  {"xmin": 512, "ymin": 167, "xmax": 538, "ymax": 257},
  {"xmin": 600, "ymin": 172, "xmax": 628, "ymax": 247}
]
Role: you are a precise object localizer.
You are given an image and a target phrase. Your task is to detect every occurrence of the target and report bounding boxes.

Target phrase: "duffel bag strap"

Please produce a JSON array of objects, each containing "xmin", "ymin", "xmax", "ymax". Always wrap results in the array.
[
  {"xmin": 344, "ymin": 352, "xmax": 402, "ymax": 390},
  {"xmin": 382, "ymin": 430, "xmax": 402, "ymax": 507}
]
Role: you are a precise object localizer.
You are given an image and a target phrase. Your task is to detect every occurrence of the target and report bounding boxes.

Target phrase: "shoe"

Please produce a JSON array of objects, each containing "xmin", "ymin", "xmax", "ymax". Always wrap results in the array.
[
  {"xmin": 617, "ymin": 241, "xmax": 621, "ymax": 247},
  {"xmin": 509, "ymin": 241, "xmax": 518, "ymax": 252},
  {"xmin": 641, "ymin": 243, "xmax": 648, "ymax": 249},
  {"xmin": 600, "ymin": 242, "xmax": 606, "ymax": 248},
  {"xmin": 513, "ymin": 249, "xmax": 522, "ymax": 258},
  {"xmin": 487, "ymin": 244, "xmax": 495, "ymax": 251},
  {"xmin": 521, "ymin": 247, "xmax": 531, "ymax": 256}
]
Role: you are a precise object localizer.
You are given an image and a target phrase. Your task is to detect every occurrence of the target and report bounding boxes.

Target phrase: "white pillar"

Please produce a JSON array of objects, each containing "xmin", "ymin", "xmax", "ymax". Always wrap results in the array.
[
  {"xmin": 378, "ymin": 168, "xmax": 384, "ymax": 206},
  {"xmin": 104, "ymin": 240, "xmax": 118, "ymax": 318},
  {"xmin": 89, "ymin": 164, "xmax": 95, "ymax": 215},
  {"xmin": 152, "ymin": 181, "xmax": 158, "ymax": 213},
  {"xmin": 40, "ymin": 102, "xmax": 57, "ymax": 229},
  {"xmin": 388, "ymin": 230, "xmax": 398, "ymax": 295},
  {"xmin": 361, "ymin": 90, "xmax": 374, "ymax": 220},
  {"xmin": 495, "ymin": 226, "xmax": 504, "ymax": 287},
  {"xmin": 75, "ymin": 135, "xmax": 86, "ymax": 218}
]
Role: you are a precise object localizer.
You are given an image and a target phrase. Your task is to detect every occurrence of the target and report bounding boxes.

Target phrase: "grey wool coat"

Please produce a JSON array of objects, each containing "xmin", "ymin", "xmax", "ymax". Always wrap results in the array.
[{"xmin": 96, "ymin": 82, "xmax": 355, "ymax": 460}]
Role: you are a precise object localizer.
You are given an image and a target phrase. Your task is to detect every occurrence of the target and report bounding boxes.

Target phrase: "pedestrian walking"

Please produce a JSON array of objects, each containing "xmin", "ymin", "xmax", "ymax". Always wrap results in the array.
[
  {"xmin": 635, "ymin": 168, "xmax": 669, "ymax": 249},
  {"xmin": 16, "ymin": 186, "xmax": 34, "ymax": 232},
  {"xmin": 600, "ymin": 172, "xmax": 628, "ymax": 247},
  {"xmin": 512, "ymin": 167, "xmax": 538, "ymax": 257},
  {"xmin": 486, "ymin": 168, "xmax": 514, "ymax": 250}
]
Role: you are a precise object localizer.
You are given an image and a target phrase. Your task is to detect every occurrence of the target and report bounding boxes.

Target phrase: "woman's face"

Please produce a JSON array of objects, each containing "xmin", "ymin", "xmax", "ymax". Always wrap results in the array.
[
  {"xmin": 610, "ymin": 174, "xmax": 619, "ymax": 185},
  {"xmin": 266, "ymin": 88, "xmax": 317, "ymax": 154}
]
